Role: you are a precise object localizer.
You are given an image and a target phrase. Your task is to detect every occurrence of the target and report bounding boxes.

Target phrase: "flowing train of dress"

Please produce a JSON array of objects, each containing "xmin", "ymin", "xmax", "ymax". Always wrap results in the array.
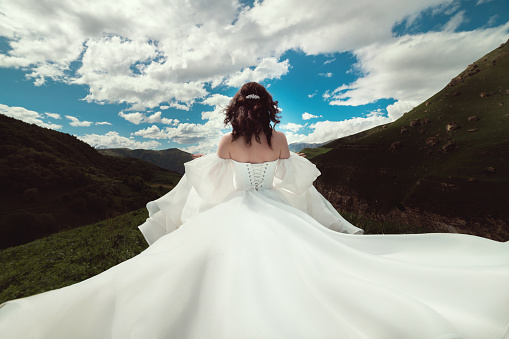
[{"xmin": 0, "ymin": 153, "xmax": 508, "ymax": 339}]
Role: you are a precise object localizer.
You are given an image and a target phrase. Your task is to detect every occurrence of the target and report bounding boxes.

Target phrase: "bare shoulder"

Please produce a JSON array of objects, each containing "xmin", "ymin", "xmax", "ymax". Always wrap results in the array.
[
  {"xmin": 217, "ymin": 133, "xmax": 232, "ymax": 158},
  {"xmin": 272, "ymin": 130, "xmax": 290, "ymax": 158},
  {"xmin": 272, "ymin": 130, "xmax": 288, "ymax": 142},
  {"xmin": 220, "ymin": 132, "xmax": 232, "ymax": 143}
]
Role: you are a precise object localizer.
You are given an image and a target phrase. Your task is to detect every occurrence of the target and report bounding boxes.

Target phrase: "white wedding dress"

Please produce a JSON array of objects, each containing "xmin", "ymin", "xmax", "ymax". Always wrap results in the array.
[{"xmin": 0, "ymin": 153, "xmax": 508, "ymax": 339}]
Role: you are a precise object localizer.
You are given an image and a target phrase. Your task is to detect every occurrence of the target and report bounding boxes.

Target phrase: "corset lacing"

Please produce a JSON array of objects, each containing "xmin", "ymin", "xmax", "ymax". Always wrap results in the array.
[{"xmin": 247, "ymin": 163, "xmax": 269, "ymax": 191}]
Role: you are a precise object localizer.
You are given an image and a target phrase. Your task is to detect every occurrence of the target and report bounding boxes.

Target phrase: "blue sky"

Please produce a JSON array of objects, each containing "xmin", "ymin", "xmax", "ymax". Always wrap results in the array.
[{"xmin": 0, "ymin": 0, "xmax": 508, "ymax": 153}]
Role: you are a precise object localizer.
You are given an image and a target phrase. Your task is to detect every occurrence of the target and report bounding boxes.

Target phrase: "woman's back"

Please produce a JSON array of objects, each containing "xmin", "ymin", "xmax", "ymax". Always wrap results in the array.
[{"xmin": 217, "ymin": 130, "xmax": 290, "ymax": 163}]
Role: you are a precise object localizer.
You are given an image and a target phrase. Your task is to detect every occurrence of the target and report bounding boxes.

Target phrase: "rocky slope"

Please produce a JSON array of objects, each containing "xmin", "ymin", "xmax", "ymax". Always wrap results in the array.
[{"xmin": 306, "ymin": 39, "xmax": 509, "ymax": 241}]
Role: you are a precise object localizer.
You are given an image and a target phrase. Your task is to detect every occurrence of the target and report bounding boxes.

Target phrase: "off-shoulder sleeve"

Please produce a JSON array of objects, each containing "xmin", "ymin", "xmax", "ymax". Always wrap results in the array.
[
  {"xmin": 273, "ymin": 152, "xmax": 363, "ymax": 235},
  {"xmin": 138, "ymin": 155, "xmax": 235, "ymax": 245},
  {"xmin": 274, "ymin": 152, "xmax": 320, "ymax": 194},
  {"xmin": 184, "ymin": 154, "xmax": 235, "ymax": 203}
]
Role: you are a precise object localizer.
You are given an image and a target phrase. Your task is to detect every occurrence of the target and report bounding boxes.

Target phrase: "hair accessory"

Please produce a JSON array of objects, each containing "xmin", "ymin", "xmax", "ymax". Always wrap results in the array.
[{"xmin": 246, "ymin": 94, "xmax": 260, "ymax": 99}]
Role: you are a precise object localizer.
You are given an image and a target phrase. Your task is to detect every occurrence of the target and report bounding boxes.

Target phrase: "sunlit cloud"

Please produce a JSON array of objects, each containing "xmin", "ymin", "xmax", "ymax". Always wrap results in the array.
[
  {"xmin": 1, "ymin": 104, "xmax": 62, "ymax": 129},
  {"xmin": 66, "ymin": 115, "xmax": 93, "ymax": 127},
  {"xmin": 45, "ymin": 112, "xmax": 61, "ymax": 119},
  {"xmin": 302, "ymin": 112, "xmax": 322, "ymax": 120},
  {"xmin": 79, "ymin": 131, "xmax": 161, "ymax": 149}
]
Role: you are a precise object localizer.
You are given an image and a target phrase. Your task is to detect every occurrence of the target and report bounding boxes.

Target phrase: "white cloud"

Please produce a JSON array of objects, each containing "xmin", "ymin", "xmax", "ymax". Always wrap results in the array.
[
  {"xmin": 132, "ymin": 125, "xmax": 168, "ymax": 140},
  {"xmin": 280, "ymin": 122, "xmax": 304, "ymax": 133},
  {"xmin": 225, "ymin": 57, "xmax": 290, "ymax": 87},
  {"xmin": 45, "ymin": 112, "xmax": 61, "ymax": 119},
  {"xmin": 476, "ymin": 0, "xmax": 494, "ymax": 4},
  {"xmin": 158, "ymin": 103, "xmax": 190, "ymax": 111},
  {"xmin": 78, "ymin": 131, "xmax": 161, "ymax": 149},
  {"xmin": 0, "ymin": 103, "xmax": 62, "ymax": 129},
  {"xmin": 281, "ymin": 111, "xmax": 392, "ymax": 145},
  {"xmin": 66, "ymin": 115, "xmax": 93, "ymax": 127},
  {"xmin": 95, "ymin": 121, "xmax": 112, "ymax": 125},
  {"xmin": 282, "ymin": 131, "xmax": 308, "ymax": 145},
  {"xmin": 169, "ymin": 102, "xmax": 191, "ymax": 111},
  {"xmin": 443, "ymin": 10, "xmax": 466, "ymax": 32},
  {"xmin": 308, "ymin": 91, "xmax": 317, "ymax": 98},
  {"xmin": 302, "ymin": 112, "xmax": 322, "ymax": 120},
  {"xmin": 324, "ymin": 58, "xmax": 336, "ymax": 65},
  {"xmin": 386, "ymin": 101, "xmax": 418, "ymax": 120},
  {"xmin": 118, "ymin": 111, "xmax": 176, "ymax": 125},
  {"xmin": 0, "ymin": 0, "xmax": 504, "ymax": 111},
  {"xmin": 487, "ymin": 15, "xmax": 498, "ymax": 27},
  {"xmin": 318, "ymin": 72, "xmax": 333, "ymax": 78},
  {"xmin": 134, "ymin": 122, "xmax": 223, "ymax": 146},
  {"xmin": 366, "ymin": 109, "xmax": 384, "ymax": 118},
  {"xmin": 202, "ymin": 94, "xmax": 232, "ymax": 108},
  {"xmin": 132, "ymin": 92, "xmax": 232, "ymax": 153},
  {"xmin": 300, "ymin": 113, "xmax": 392, "ymax": 144},
  {"xmin": 326, "ymin": 24, "xmax": 509, "ymax": 109},
  {"xmin": 118, "ymin": 111, "xmax": 144, "ymax": 125},
  {"xmin": 144, "ymin": 111, "xmax": 174, "ymax": 125}
]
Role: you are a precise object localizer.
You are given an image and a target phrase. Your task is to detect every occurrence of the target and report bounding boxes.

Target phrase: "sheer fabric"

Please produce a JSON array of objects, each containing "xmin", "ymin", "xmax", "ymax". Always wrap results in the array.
[
  {"xmin": 139, "ymin": 153, "xmax": 363, "ymax": 245},
  {"xmin": 0, "ymin": 153, "xmax": 508, "ymax": 339}
]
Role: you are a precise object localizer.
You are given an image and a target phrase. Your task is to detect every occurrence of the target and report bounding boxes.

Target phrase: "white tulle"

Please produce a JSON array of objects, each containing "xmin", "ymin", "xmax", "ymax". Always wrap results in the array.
[
  {"xmin": 140, "ymin": 153, "xmax": 363, "ymax": 245},
  {"xmin": 0, "ymin": 153, "xmax": 508, "ymax": 339}
]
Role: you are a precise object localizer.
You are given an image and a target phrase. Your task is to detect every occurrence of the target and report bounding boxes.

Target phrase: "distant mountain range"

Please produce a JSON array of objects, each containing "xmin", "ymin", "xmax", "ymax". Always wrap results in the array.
[
  {"xmin": 0, "ymin": 114, "xmax": 182, "ymax": 249},
  {"xmin": 288, "ymin": 142, "xmax": 327, "ymax": 152},
  {"xmin": 98, "ymin": 148, "xmax": 191, "ymax": 174},
  {"xmin": 305, "ymin": 39, "xmax": 509, "ymax": 241},
  {"xmin": 98, "ymin": 142, "xmax": 321, "ymax": 167}
]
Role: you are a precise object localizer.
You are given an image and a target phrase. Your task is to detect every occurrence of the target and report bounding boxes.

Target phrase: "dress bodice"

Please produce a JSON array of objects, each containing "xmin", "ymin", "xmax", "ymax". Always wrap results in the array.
[
  {"xmin": 140, "ymin": 152, "xmax": 363, "ymax": 246},
  {"xmin": 232, "ymin": 159, "xmax": 278, "ymax": 191}
]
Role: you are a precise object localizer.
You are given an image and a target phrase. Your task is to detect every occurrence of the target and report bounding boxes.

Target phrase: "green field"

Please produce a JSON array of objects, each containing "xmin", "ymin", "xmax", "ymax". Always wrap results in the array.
[{"xmin": 0, "ymin": 209, "xmax": 149, "ymax": 304}]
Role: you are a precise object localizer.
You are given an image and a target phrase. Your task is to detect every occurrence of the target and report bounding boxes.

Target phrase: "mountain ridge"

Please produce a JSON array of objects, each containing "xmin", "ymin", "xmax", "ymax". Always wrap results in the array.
[
  {"xmin": 97, "ymin": 148, "xmax": 191, "ymax": 174},
  {"xmin": 0, "ymin": 114, "xmax": 182, "ymax": 248},
  {"xmin": 306, "ymin": 39, "xmax": 509, "ymax": 240}
]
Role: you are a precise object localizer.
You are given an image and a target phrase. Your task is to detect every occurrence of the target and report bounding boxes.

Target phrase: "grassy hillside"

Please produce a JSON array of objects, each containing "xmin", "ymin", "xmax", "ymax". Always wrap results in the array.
[
  {"xmin": 0, "ymin": 209, "xmax": 150, "ymax": 304},
  {"xmin": 306, "ymin": 39, "xmax": 509, "ymax": 240},
  {"xmin": 0, "ymin": 114, "xmax": 182, "ymax": 249},
  {"xmin": 98, "ymin": 148, "xmax": 191, "ymax": 174}
]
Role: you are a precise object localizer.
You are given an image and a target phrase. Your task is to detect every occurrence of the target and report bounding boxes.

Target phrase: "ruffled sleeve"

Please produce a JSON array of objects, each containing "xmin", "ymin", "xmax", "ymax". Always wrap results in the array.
[
  {"xmin": 273, "ymin": 152, "xmax": 363, "ymax": 235},
  {"xmin": 184, "ymin": 154, "xmax": 235, "ymax": 203},
  {"xmin": 274, "ymin": 152, "xmax": 321, "ymax": 194},
  {"xmin": 138, "ymin": 155, "xmax": 235, "ymax": 245}
]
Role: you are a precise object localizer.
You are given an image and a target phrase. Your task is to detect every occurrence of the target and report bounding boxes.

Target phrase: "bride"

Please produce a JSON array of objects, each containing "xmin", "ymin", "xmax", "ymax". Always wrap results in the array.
[{"xmin": 1, "ymin": 82, "xmax": 508, "ymax": 339}]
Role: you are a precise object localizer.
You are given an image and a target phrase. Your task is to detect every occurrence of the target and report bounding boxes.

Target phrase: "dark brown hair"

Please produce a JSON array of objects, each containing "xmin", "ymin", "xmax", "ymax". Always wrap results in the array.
[{"xmin": 224, "ymin": 82, "xmax": 280, "ymax": 147}]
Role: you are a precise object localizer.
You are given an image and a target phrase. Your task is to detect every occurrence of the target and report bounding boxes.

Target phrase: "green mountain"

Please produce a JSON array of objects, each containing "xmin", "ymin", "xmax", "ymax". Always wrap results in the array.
[
  {"xmin": 0, "ymin": 114, "xmax": 182, "ymax": 249},
  {"xmin": 305, "ymin": 39, "xmax": 509, "ymax": 241},
  {"xmin": 97, "ymin": 148, "xmax": 191, "ymax": 174}
]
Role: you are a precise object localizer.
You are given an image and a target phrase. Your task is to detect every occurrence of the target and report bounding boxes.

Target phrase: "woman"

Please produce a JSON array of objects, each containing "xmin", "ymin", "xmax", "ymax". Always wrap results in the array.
[{"xmin": 0, "ymin": 82, "xmax": 508, "ymax": 339}]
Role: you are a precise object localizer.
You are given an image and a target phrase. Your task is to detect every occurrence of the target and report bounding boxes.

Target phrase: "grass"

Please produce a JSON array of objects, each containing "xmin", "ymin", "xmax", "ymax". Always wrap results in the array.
[
  {"xmin": 340, "ymin": 211, "xmax": 432, "ymax": 235},
  {"xmin": 147, "ymin": 170, "xmax": 181, "ymax": 192},
  {"xmin": 300, "ymin": 147, "xmax": 333, "ymax": 160},
  {"xmin": 0, "ymin": 209, "xmax": 149, "ymax": 304}
]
